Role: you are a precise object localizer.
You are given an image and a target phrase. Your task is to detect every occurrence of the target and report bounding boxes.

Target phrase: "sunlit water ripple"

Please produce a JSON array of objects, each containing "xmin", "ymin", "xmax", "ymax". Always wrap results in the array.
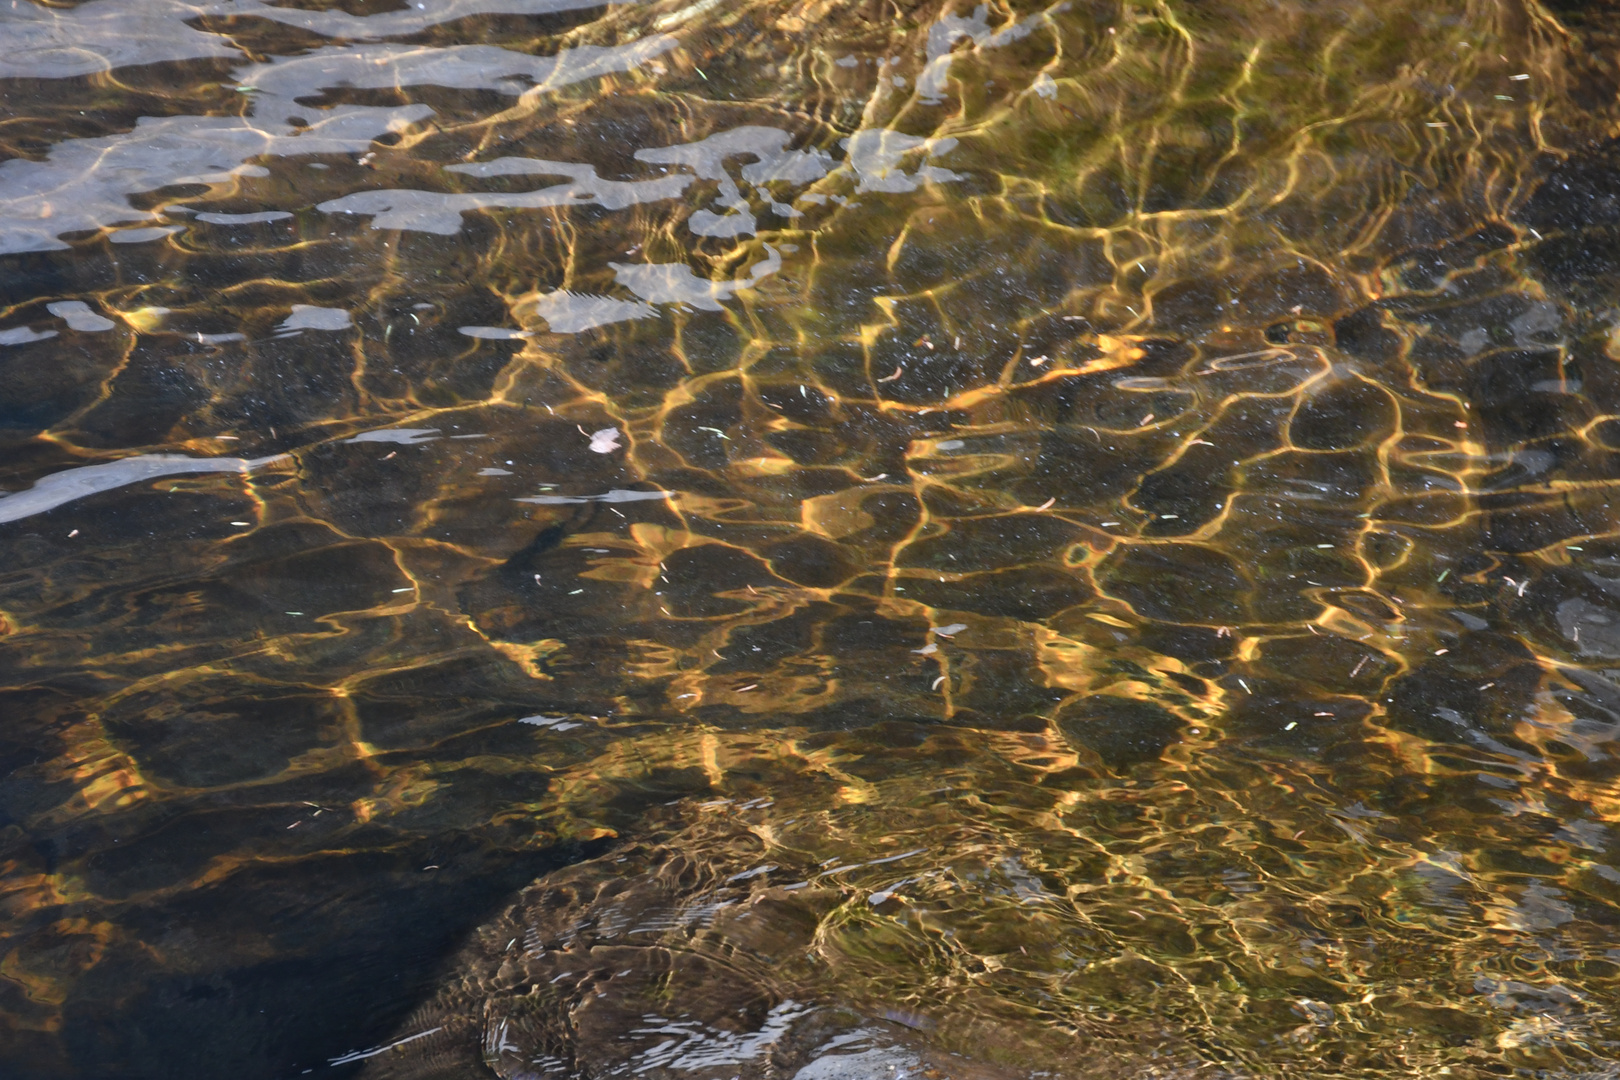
[{"xmin": 4, "ymin": 0, "xmax": 1620, "ymax": 1077}]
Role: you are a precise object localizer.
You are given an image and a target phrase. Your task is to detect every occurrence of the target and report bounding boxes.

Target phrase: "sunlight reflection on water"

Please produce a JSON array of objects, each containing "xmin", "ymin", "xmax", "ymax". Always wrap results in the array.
[{"xmin": 3, "ymin": 0, "xmax": 1620, "ymax": 1076}]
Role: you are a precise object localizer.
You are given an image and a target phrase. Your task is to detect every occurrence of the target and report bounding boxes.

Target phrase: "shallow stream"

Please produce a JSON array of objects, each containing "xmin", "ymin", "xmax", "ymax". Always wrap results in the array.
[{"xmin": 5, "ymin": 1, "xmax": 1620, "ymax": 1077}]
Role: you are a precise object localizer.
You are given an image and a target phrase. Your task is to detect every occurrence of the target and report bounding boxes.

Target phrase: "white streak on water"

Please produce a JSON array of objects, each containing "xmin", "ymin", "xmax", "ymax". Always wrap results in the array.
[{"xmin": 0, "ymin": 454, "xmax": 287, "ymax": 525}]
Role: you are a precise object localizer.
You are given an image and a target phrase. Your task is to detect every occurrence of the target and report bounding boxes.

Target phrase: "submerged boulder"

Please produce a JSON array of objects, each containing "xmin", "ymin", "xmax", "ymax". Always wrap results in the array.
[{"xmin": 357, "ymin": 810, "xmax": 1059, "ymax": 1080}]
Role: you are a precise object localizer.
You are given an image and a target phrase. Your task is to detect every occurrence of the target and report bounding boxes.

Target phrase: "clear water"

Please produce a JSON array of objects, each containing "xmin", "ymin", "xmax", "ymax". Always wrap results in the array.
[{"xmin": 4, "ymin": 0, "xmax": 1620, "ymax": 1077}]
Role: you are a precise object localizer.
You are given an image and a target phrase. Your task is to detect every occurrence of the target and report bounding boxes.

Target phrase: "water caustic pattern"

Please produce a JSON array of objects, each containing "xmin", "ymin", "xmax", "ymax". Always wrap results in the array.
[{"xmin": 4, "ymin": 0, "xmax": 1620, "ymax": 1075}]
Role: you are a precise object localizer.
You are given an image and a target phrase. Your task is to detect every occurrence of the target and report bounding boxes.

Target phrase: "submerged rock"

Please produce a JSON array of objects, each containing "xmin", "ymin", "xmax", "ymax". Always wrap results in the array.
[{"xmin": 356, "ymin": 808, "xmax": 1063, "ymax": 1080}]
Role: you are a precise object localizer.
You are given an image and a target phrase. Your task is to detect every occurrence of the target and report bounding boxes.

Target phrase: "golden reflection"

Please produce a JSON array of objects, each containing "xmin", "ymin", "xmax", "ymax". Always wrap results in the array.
[{"xmin": 2, "ymin": 0, "xmax": 1620, "ymax": 1074}]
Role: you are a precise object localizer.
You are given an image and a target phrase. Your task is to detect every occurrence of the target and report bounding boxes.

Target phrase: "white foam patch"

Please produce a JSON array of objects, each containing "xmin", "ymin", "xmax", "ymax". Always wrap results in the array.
[
  {"xmin": 108, "ymin": 225, "xmax": 183, "ymax": 243},
  {"xmin": 516, "ymin": 489, "xmax": 673, "ymax": 505},
  {"xmin": 46, "ymin": 301, "xmax": 117, "ymax": 332},
  {"xmin": 527, "ymin": 292, "xmax": 657, "ymax": 333},
  {"xmin": 0, "ymin": 454, "xmax": 286, "ymax": 525},
  {"xmin": 0, "ymin": 106, "xmax": 431, "ymax": 254},
  {"xmin": 194, "ymin": 210, "xmax": 293, "ymax": 224},
  {"xmin": 839, "ymin": 131, "xmax": 961, "ymax": 194},
  {"xmin": 0, "ymin": 0, "xmax": 617, "ymax": 80},
  {"xmin": 628, "ymin": 1001, "xmax": 815, "ymax": 1073},
  {"xmin": 915, "ymin": 3, "xmax": 1051, "ymax": 104},
  {"xmin": 610, "ymin": 244, "xmax": 780, "ymax": 311},
  {"xmin": 517, "ymin": 715, "xmax": 582, "ymax": 730},
  {"xmin": 278, "ymin": 305, "xmax": 352, "ymax": 332},
  {"xmin": 0, "ymin": 326, "xmax": 58, "ymax": 346},
  {"xmin": 793, "ymin": 1046, "xmax": 923, "ymax": 1080},
  {"xmin": 240, "ymin": 38, "xmax": 675, "ymax": 104},
  {"xmin": 332, "ymin": 127, "xmax": 826, "ymax": 237},
  {"xmin": 343, "ymin": 428, "xmax": 440, "ymax": 444},
  {"xmin": 0, "ymin": 33, "xmax": 672, "ymax": 254},
  {"xmin": 458, "ymin": 326, "xmax": 533, "ymax": 340}
]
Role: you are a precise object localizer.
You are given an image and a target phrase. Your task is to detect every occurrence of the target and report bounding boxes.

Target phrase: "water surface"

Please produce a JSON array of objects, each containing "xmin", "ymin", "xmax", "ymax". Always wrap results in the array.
[{"xmin": 4, "ymin": 0, "xmax": 1620, "ymax": 1076}]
